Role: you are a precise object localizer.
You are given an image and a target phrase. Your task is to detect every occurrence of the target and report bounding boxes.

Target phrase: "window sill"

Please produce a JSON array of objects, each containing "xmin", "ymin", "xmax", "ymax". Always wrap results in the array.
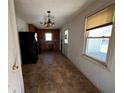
[
  {"xmin": 64, "ymin": 43, "xmax": 68, "ymax": 45},
  {"xmin": 82, "ymin": 54, "xmax": 111, "ymax": 71}
]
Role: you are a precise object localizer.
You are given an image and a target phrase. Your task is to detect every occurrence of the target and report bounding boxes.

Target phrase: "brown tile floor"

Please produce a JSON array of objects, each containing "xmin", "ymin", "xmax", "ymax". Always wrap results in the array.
[{"xmin": 22, "ymin": 52, "xmax": 101, "ymax": 93}]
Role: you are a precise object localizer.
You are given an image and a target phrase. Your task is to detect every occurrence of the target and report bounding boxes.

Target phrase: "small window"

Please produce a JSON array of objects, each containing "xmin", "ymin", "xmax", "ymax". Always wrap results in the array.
[
  {"xmin": 64, "ymin": 30, "xmax": 68, "ymax": 44},
  {"xmin": 83, "ymin": 5, "xmax": 114, "ymax": 65},
  {"xmin": 45, "ymin": 33, "xmax": 52, "ymax": 41}
]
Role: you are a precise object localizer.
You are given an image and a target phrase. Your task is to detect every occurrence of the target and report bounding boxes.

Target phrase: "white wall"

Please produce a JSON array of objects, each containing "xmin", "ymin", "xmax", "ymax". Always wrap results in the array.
[
  {"xmin": 16, "ymin": 16, "xmax": 28, "ymax": 32},
  {"xmin": 61, "ymin": 0, "xmax": 115, "ymax": 93}
]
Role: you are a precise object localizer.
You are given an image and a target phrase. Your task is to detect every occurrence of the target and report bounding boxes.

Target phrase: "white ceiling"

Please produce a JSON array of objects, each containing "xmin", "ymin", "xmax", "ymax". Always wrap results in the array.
[{"xmin": 14, "ymin": 0, "xmax": 96, "ymax": 29}]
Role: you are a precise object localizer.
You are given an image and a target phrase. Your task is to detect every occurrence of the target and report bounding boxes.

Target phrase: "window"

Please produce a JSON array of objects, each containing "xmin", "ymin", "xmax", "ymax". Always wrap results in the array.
[
  {"xmin": 85, "ymin": 25, "xmax": 112, "ymax": 62},
  {"xmin": 83, "ymin": 5, "xmax": 114, "ymax": 65},
  {"xmin": 64, "ymin": 30, "xmax": 68, "ymax": 44},
  {"xmin": 45, "ymin": 33, "xmax": 52, "ymax": 41}
]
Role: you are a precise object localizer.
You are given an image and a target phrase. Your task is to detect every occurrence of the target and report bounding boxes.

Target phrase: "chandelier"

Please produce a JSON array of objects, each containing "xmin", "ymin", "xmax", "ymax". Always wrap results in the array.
[{"xmin": 40, "ymin": 11, "xmax": 55, "ymax": 28}]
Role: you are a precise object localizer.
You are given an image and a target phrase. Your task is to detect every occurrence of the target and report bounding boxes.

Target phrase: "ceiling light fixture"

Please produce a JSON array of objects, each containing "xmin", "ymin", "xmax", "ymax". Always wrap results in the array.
[{"xmin": 40, "ymin": 11, "xmax": 55, "ymax": 28}]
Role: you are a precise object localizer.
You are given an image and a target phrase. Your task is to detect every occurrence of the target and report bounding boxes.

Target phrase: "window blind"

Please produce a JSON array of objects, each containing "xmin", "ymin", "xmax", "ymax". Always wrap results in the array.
[{"xmin": 86, "ymin": 4, "xmax": 114, "ymax": 30}]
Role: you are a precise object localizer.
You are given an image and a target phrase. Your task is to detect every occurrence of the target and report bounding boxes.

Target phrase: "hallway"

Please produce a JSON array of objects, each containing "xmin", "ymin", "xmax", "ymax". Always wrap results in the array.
[{"xmin": 22, "ymin": 52, "xmax": 100, "ymax": 93}]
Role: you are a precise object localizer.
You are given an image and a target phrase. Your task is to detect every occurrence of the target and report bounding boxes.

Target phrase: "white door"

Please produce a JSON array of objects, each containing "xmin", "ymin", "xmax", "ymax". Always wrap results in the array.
[{"xmin": 8, "ymin": 0, "xmax": 24, "ymax": 93}]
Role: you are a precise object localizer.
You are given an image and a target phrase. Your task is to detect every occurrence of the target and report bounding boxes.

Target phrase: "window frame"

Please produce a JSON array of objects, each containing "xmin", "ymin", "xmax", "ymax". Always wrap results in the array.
[
  {"xmin": 45, "ymin": 32, "xmax": 53, "ymax": 41},
  {"xmin": 82, "ymin": 5, "xmax": 115, "ymax": 69}
]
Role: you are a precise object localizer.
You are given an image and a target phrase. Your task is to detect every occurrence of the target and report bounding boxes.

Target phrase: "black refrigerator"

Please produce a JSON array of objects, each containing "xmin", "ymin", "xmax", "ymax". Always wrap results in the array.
[{"xmin": 18, "ymin": 32, "xmax": 38, "ymax": 64}]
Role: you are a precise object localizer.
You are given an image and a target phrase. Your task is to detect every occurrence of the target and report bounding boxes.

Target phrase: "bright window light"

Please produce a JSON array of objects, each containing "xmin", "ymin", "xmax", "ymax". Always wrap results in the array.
[
  {"xmin": 35, "ymin": 33, "xmax": 37, "ymax": 41},
  {"xmin": 64, "ymin": 30, "xmax": 68, "ymax": 44},
  {"xmin": 45, "ymin": 33, "xmax": 52, "ymax": 41}
]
